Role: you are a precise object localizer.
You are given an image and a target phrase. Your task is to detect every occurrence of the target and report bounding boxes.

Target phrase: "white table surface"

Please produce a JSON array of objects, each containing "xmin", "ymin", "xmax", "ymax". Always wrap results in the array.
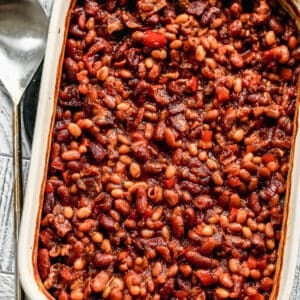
[{"xmin": 0, "ymin": 0, "xmax": 299, "ymax": 299}]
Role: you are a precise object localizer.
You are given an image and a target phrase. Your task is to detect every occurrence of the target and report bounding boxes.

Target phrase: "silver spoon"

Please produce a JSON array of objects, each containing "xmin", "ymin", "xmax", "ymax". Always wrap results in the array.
[{"xmin": 0, "ymin": 0, "xmax": 48, "ymax": 298}]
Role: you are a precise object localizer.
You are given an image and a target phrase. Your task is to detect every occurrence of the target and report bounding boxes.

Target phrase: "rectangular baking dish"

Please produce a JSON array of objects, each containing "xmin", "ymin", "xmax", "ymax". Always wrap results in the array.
[{"xmin": 18, "ymin": 0, "xmax": 300, "ymax": 299}]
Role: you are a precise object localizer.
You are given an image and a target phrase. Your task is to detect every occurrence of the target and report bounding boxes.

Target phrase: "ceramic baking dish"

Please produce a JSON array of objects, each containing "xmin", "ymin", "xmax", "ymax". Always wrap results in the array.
[{"xmin": 18, "ymin": 0, "xmax": 300, "ymax": 299}]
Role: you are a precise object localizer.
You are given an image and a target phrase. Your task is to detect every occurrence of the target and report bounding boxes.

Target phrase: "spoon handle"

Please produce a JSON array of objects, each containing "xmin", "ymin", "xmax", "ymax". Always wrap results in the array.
[{"xmin": 13, "ymin": 102, "xmax": 24, "ymax": 300}]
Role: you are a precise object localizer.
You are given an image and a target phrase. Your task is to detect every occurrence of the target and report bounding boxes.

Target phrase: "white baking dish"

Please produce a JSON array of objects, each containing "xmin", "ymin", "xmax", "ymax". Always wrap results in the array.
[
  {"xmin": 18, "ymin": 0, "xmax": 300, "ymax": 299},
  {"xmin": 19, "ymin": 0, "xmax": 73, "ymax": 298}
]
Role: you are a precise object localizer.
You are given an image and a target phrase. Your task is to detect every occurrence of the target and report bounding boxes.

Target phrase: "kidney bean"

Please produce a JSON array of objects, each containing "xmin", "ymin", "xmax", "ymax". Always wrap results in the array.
[
  {"xmin": 57, "ymin": 185, "xmax": 70, "ymax": 205},
  {"xmin": 43, "ymin": 192, "xmax": 55, "ymax": 214},
  {"xmin": 171, "ymin": 214, "xmax": 184, "ymax": 239},
  {"xmin": 64, "ymin": 57, "xmax": 79, "ymax": 83},
  {"xmin": 99, "ymin": 215, "xmax": 116, "ymax": 231}
]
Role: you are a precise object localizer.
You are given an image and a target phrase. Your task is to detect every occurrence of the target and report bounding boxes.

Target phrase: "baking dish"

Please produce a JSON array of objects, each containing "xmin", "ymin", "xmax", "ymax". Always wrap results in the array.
[{"xmin": 18, "ymin": 0, "xmax": 300, "ymax": 299}]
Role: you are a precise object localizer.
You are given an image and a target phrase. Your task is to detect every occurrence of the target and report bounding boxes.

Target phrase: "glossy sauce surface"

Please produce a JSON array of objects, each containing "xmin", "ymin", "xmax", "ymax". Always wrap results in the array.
[{"xmin": 37, "ymin": 1, "xmax": 300, "ymax": 299}]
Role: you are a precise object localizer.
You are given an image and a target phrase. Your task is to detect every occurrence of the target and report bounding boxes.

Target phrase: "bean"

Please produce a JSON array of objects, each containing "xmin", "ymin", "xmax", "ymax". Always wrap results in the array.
[
  {"xmin": 96, "ymin": 66, "xmax": 109, "ymax": 81},
  {"xmin": 179, "ymin": 264, "xmax": 192, "ymax": 278},
  {"xmin": 92, "ymin": 272, "xmax": 110, "ymax": 293},
  {"xmin": 288, "ymin": 36, "xmax": 298, "ymax": 50},
  {"xmin": 164, "ymin": 128, "xmax": 176, "ymax": 148},
  {"xmin": 211, "ymin": 171, "xmax": 224, "ymax": 186},
  {"xmin": 77, "ymin": 207, "xmax": 91, "ymax": 218},
  {"xmin": 233, "ymin": 77, "xmax": 243, "ymax": 93},
  {"xmin": 171, "ymin": 215, "xmax": 184, "ymax": 238},
  {"xmin": 38, "ymin": 249, "xmax": 50, "ymax": 280},
  {"xmin": 236, "ymin": 209, "xmax": 248, "ymax": 224},
  {"xmin": 265, "ymin": 223, "xmax": 274, "ymax": 238},
  {"xmin": 151, "ymin": 49, "xmax": 167, "ymax": 60},
  {"xmin": 132, "ymin": 30, "xmax": 144, "ymax": 41},
  {"xmin": 195, "ymin": 45, "xmax": 206, "ymax": 62},
  {"xmin": 164, "ymin": 189, "xmax": 179, "ymax": 207},
  {"xmin": 242, "ymin": 226, "xmax": 253, "ymax": 239},
  {"xmin": 165, "ymin": 165, "xmax": 176, "ymax": 178},
  {"xmin": 114, "ymin": 199, "xmax": 130, "ymax": 216},
  {"xmin": 77, "ymin": 118, "xmax": 93, "ymax": 129},
  {"xmin": 229, "ymin": 52, "xmax": 244, "ymax": 68},
  {"xmin": 136, "ymin": 187, "xmax": 148, "ymax": 215},
  {"xmin": 201, "ymin": 225, "xmax": 214, "ymax": 236},
  {"xmin": 185, "ymin": 251, "xmax": 218, "ymax": 268},
  {"xmin": 175, "ymin": 14, "xmax": 189, "ymax": 24},
  {"xmin": 269, "ymin": 17, "xmax": 284, "ymax": 35},
  {"xmin": 144, "ymin": 57, "xmax": 154, "ymax": 69},
  {"xmin": 169, "ymin": 39, "xmax": 182, "ymax": 49},
  {"xmin": 232, "ymin": 128, "xmax": 245, "ymax": 142},
  {"xmin": 93, "ymin": 253, "xmax": 114, "ymax": 268},
  {"xmin": 219, "ymin": 273, "xmax": 233, "ymax": 288},
  {"xmin": 152, "ymin": 262, "xmax": 162, "ymax": 277},
  {"xmin": 228, "ymin": 258, "xmax": 240, "ymax": 273},
  {"xmin": 204, "ymin": 109, "xmax": 218, "ymax": 122},
  {"xmin": 61, "ymin": 150, "xmax": 81, "ymax": 161},
  {"xmin": 70, "ymin": 291, "xmax": 84, "ymax": 300},
  {"xmin": 129, "ymin": 162, "xmax": 141, "ymax": 178},
  {"xmin": 119, "ymin": 69, "xmax": 133, "ymax": 79},
  {"xmin": 78, "ymin": 219, "xmax": 95, "ymax": 232},
  {"xmin": 74, "ymin": 257, "xmax": 86, "ymax": 270},
  {"xmin": 91, "ymin": 232, "xmax": 103, "ymax": 243},
  {"xmin": 215, "ymin": 288, "xmax": 230, "ymax": 299},
  {"xmin": 265, "ymin": 31, "xmax": 276, "ymax": 46}
]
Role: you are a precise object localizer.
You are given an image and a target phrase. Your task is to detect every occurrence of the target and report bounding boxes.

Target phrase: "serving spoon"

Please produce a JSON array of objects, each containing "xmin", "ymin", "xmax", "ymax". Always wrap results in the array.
[{"xmin": 0, "ymin": 0, "xmax": 48, "ymax": 298}]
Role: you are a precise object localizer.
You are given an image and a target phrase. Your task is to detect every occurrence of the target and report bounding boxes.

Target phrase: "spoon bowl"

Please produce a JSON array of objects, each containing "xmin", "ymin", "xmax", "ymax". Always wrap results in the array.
[{"xmin": 0, "ymin": 0, "xmax": 48, "ymax": 102}]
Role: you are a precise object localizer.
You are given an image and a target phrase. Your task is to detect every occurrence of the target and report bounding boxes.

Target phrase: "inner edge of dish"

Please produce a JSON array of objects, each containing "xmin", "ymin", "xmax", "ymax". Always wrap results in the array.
[
  {"xmin": 280, "ymin": 0, "xmax": 300, "ymax": 28},
  {"xmin": 31, "ymin": 1, "xmax": 76, "ymax": 299},
  {"xmin": 271, "ymin": 81, "xmax": 300, "ymax": 300},
  {"xmin": 270, "ymin": 2, "xmax": 300, "ymax": 299},
  {"xmin": 29, "ymin": 1, "xmax": 300, "ymax": 299}
]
